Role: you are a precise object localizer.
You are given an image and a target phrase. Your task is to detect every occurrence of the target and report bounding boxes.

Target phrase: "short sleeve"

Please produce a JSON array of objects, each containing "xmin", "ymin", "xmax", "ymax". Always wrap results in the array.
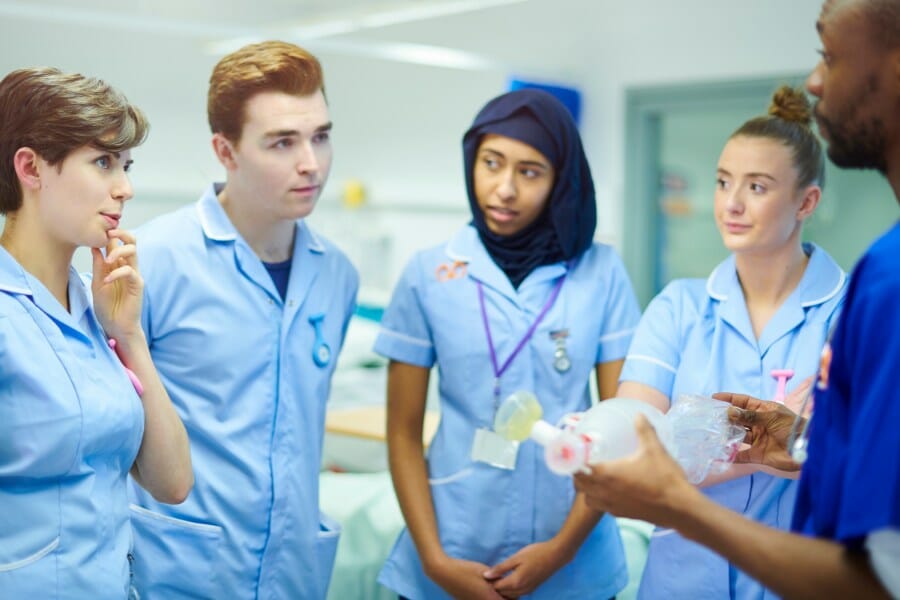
[
  {"xmin": 373, "ymin": 256, "xmax": 435, "ymax": 368},
  {"xmin": 595, "ymin": 251, "xmax": 641, "ymax": 364},
  {"xmin": 866, "ymin": 529, "xmax": 900, "ymax": 598},
  {"xmin": 794, "ymin": 226, "xmax": 900, "ymax": 545},
  {"xmin": 833, "ymin": 264, "xmax": 900, "ymax": 541},
  {"xmin": 619, "ymin": 281, "xmax": 688, "ymax": 398}
]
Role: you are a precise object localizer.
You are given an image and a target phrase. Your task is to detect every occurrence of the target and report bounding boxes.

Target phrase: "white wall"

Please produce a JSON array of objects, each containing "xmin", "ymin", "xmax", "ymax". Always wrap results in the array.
[
  {"xmin": 574, "ymin": 0, "xmax": 823, "ymax": 249},
  {"xmin": 314, "ymin": 0, "xmax": 827, "ymax": 292},
  {"xmin": 0, "ymin": 0, "xmax": 828, "ymax": 294}
]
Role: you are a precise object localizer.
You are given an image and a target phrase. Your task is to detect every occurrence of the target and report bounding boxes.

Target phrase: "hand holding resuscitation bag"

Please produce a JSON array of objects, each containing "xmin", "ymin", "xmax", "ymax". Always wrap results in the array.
[{"xmin": 494, "ymin": 392, "xmax": 746, "ymax": 483}]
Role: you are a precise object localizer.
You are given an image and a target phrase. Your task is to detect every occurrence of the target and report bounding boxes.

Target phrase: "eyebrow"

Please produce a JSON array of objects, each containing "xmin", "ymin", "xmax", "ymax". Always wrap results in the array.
[
  {"xmin": 479, "ymin": 147, "xmax": 550, "ymax": 170},
  {"xmin": 263, "ymin": 121, "xmax": 333, "ymax": 139},
  {"xmin": 99, "ymin": 149, "xmax": 133, "ymax": 163},
  {"xmin": 717, "ymin": 167, "xmax": 777, "ymax": 182}
]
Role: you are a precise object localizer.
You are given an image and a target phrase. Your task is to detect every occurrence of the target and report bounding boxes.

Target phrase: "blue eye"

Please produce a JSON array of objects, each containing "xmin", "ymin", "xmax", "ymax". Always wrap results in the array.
[{"xmin": 95, "ymin": 156, "xmax": 111, "ymax": 169}]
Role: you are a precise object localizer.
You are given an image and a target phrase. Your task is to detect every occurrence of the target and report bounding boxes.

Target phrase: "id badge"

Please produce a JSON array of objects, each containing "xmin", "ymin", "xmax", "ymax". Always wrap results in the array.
[{"xmin": 470, "ymin": 428, "xmax": 519, "ymax": 470}]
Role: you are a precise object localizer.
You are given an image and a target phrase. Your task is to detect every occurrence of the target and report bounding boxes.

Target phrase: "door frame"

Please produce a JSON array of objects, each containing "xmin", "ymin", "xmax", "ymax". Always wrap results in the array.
[{"xmin": 623, "ymin": 74, "xmax": 805, "ymax": 306}]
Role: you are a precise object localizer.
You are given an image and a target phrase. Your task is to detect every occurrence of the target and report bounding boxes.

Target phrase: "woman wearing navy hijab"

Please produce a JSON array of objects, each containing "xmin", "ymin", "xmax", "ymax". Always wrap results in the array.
[{"xmin": 374, "ymin": 89, "xmax": 641, "ymax": 599}]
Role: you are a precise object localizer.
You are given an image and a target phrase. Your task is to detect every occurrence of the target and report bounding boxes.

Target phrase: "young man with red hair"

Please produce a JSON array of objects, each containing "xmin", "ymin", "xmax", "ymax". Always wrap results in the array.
[{"xmin": 129, "ymin": 41, "xmax": 358, "ymax": 599}]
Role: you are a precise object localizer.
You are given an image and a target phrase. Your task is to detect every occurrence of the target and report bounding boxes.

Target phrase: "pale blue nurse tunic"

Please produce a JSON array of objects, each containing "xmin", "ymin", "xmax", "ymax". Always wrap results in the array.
[
  {"xmin": 0, "ymin": 247, "xmax": 144, "ymax": 599},
  {"xmin": 623, "ymin": 243, "xmax": 845, "ymax": 600},
  {"xmin": 375, "ymin": 225, "xmax": 640, "ymax": 600},
  {"xmin": 128, "ymin": 184, "xmax": 358, "ymax": 599}
]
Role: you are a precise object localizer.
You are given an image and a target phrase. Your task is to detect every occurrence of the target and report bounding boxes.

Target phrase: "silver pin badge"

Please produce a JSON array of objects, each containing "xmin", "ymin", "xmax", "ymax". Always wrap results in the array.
[{"xmin": 550, "ymin": 329, "xmax": 571, "ymax": 373}]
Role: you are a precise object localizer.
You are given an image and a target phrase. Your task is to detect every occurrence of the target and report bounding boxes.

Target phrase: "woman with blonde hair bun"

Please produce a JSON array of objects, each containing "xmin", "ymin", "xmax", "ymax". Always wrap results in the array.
[{"xmin": 616, "ymin": 85, "xmax": 847, "ymax": 600}]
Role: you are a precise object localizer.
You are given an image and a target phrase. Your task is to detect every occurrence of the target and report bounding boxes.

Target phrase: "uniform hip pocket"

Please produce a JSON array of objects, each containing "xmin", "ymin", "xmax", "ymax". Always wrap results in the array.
[
  {"xmin": 317, "ymin": 512, "xmax": 342, "ymax": 598},
  {"xmin": 427, "ymin": 465, "xmax": 504, "ymax": 561},
  {"xmin": 129, "ymin": 504, "xmax": 223, "ymax": 599},
  {"xmin": 0, "ymin": 535, "xmax": 60, "ymax": 596},
  {"xmin": 0, "ymin": 535, "xmax": 59, "ymax": 573}
]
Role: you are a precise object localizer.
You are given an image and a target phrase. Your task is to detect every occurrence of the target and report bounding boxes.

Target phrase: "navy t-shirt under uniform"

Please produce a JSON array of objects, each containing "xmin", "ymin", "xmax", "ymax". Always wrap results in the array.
[
  {"xmin": 263, "ymin": 258, "xmax": 292, "ymax": 301},
  {"xmin": 793, "ymin": 221, "xmax": 900, "ymax": 549}
]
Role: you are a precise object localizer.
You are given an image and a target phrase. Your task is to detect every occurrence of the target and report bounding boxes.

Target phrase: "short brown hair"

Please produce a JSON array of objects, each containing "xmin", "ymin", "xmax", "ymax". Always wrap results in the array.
[
  {"xmin": 731, "ymin": 85, "xmax": 825, "ymax": 189},
  {"xmin": 207, "ymin": 41, "xmax": 324, "ymax": 142},
  {"xmin": 0, "ymin": 67, "xmax": 149, "ymax": 214}
]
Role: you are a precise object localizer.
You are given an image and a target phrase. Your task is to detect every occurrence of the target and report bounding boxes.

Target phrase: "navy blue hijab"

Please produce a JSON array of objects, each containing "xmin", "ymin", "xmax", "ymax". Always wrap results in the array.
[{"xmin": 463, "ymin": 88, "xmax": 597, "ymax": 288}]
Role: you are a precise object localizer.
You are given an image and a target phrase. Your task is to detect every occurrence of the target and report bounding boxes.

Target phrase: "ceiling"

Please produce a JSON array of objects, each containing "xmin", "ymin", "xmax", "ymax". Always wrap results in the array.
[
  {"xmin": 0, "ymin": 0, "xmax": 562, "ymax": 70},
  {"xmin": 1, "ymin": 0, "xmax": 829, "ymax": 83},
  {"xmin": 0, "ymin": 0, "xmax": 826, "ymax": 207}
]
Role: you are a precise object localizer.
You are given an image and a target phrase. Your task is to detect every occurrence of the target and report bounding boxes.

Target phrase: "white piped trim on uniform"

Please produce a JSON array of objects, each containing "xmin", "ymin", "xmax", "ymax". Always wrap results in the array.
[
  {"xmin": 304, "ymin": 227, "xmax": 326, "ymax": 253},
  {"xmin": 129, "ymin": 504, "xmax": 222, "ymax": 534},
  {"xmin": 650, "ymin": 528, "xmax": 678, "ymax": 538},
  {"xmin": 599, "ymin": 328, "xmax": 636, "ymax": 343},
  {"xmin": 378, "ymin": 327, "xmax": 433, "ymax": 349},
  {"xmin": 443, "ymin": 235, "xmax": 472, "ymax": 264},
  {"xmin": 626, "ymin": 354, "xmax": 677, "ymax": 374},
  {"xmin": 705, "ymin": 263, "xmax": 728, "ymax": 301},
  {"xmin": 801, "ymin": 270, "xmax": 846, "ymax": 307},
  {"xmin": 196, "ymin": 201, "xmax": 235, "ymax": 242},
  {"xmin": 0, "ymin": 537, "xmax": 59, "ymax": 572},
  {"xmin": 0, "ymin": 282, "xmax": 30, "ymax": 295},
  {"xmin": 429, "ymin": 468, "xmax": 473, "ymax": 485}
]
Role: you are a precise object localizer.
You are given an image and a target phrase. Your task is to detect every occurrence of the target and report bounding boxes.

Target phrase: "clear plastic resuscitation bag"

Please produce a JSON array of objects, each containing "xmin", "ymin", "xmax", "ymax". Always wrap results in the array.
[{"xmin": 493, "ymin": 392, "xmax": 746, "ymax": 484}]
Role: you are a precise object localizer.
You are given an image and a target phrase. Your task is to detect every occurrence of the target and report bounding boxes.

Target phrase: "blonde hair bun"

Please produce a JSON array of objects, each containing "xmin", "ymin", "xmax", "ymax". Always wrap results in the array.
[{"xmin": 768, "ymin": 85, "xmax": 813, "ymax": 127}]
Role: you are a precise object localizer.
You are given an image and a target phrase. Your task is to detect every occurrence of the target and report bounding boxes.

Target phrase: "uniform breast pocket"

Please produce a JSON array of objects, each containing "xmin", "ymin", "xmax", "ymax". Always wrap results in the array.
[
  {"xmin": 427, "ymin": 298, "xmax": 492, "ymax": 414},
  {"xmin": 0, "ymin": 486, "xmax": 61, "ymax": 593},
  {"xmin": 0, "ymin": 368, "xmax": 82, "ymax": 479},
  {"xmin": 129, "ymin": 504, "xmax": 224, "ymax": 599}
]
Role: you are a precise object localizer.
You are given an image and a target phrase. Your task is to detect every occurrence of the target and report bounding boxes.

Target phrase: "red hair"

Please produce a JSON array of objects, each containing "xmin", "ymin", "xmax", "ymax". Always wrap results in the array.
[{"xmin": 207, "ymin": 41, "xmax": 324, "ymax": 143}]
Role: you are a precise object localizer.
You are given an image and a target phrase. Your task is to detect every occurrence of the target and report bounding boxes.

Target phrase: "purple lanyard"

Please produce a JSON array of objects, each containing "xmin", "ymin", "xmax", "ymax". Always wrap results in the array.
[{"xmin": 477, "ymin": 274, "xmax": 567, "ymax": 408}]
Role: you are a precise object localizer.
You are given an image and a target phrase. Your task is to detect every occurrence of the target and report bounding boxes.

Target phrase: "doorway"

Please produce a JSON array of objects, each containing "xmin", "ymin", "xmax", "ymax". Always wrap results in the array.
[{"xmin": 624, "ymin": 76, "xmax": 896, "ymax": 307}]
